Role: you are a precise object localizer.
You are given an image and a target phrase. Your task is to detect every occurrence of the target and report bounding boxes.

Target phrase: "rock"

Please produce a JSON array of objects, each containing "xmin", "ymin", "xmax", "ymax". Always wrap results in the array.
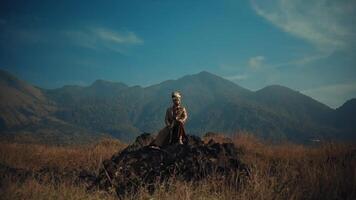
[{"xmin": 84, "ymin": 133, "xmax": 250, "ymax": 198}]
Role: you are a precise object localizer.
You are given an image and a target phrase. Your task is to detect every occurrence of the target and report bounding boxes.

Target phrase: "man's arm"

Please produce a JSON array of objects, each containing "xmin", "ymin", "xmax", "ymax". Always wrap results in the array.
[{"xmin": 180, "ymin": 107, "xmax": 188, "ymax": 124}]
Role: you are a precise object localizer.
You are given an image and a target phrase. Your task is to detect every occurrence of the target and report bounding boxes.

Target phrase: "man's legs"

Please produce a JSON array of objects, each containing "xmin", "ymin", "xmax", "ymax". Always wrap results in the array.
[
  {"xmin": 170, "ymin": 122, "xmax": 185, "ymax": 145},
  {"xmin": 177, "ymin": 122, "xmax": 186, "ymax": 144}
]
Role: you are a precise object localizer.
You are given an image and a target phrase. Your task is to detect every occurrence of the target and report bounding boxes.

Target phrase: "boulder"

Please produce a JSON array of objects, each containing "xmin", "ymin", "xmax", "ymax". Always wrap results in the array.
[{"xmin": 85, "ymin": 133, "xmax": 250, "ymax": 198}]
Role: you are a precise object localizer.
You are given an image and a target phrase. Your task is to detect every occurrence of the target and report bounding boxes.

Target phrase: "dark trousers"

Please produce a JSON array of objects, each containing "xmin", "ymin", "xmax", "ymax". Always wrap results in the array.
[{"xmin": 169, "ymin": 121, "xmax": 186, "ymax": 144}]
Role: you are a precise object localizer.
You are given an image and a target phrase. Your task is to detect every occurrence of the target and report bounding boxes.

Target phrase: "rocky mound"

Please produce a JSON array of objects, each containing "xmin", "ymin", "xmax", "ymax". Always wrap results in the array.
[{"xmin": 83, "ymin": 133, "xmax": 250, "ymax": 198}]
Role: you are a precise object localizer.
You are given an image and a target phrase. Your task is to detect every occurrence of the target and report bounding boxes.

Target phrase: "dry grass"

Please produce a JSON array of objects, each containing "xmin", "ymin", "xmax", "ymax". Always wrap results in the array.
[
  {"xmin": 0, "ymin": 177, "xmax": 117, "ymax": 200},
  {"xmin": 0, "ymin": 133, "xmax": 355, "ymax": 200},
  {"xmin": 0, "ymin": 138, "xmax": 126, "ymax": 172},
  {"xmin": 232, "ymin": 133, "xmax": 356, "ymax": 200}
]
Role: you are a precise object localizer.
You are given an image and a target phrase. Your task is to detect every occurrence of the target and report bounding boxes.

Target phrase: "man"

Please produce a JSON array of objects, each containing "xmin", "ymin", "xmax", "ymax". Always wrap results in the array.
[{"xmin": 151, "ymin": 91, "xmax": 188, "ymax": 147}]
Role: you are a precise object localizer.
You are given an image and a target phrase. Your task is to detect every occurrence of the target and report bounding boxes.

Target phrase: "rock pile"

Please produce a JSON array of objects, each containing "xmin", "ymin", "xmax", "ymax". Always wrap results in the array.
[{"xmin": 85, "ymin": 133, "xmax": 250, "ymax": 198}]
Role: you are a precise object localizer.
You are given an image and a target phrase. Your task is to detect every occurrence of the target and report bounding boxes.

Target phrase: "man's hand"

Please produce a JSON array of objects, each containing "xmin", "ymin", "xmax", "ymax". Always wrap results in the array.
[
  {"xmin": 166, "ymin": 123, "xmax": 174, "ymax": 129},
  {"xmin": 177, "ymin": 119, "xmax": 185, "ymax": 124}
]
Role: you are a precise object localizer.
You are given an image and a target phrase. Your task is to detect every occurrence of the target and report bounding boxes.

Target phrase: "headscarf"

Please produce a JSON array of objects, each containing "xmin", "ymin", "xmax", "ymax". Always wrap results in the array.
[{"xmin": 171, "ymin": 91, "xmax": 182, "ymax": 100}]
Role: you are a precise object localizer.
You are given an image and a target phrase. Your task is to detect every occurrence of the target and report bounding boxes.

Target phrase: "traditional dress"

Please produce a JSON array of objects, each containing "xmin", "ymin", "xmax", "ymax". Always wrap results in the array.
[{"xmin": 151, "ymin": 104, "xmax": 188, "ymax": 147}]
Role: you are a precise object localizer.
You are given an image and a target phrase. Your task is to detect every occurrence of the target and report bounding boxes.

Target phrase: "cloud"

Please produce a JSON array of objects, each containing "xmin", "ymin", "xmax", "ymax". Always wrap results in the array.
[
  {"xmin": 0, "ymin": 25, "xmax": 143, "ymax": 55},
  {"xmin": 263, "ymin": 52, "xmax": 333, "ymax": 70},
  {"xmin": 248, "ymin": 56, "xmax": 265, "ymax": 70},
  {"xmin": 63, "ymin": 30, "xmax": 98, "ymax": 49},
  {"xmin": 92, "ymin": 28, "xmax": 143, "ymax": 45},
  {"xmin": 63, "ymin": 27, "xmax": 143, "ymax": 54},
  {"xmin": 251, "ymin": 0, "xmax": 356, "ymax": 52},
  {"xmin": 301, "ymin": 82, "xmax": 356, "ymax": 108},
  {"xmin": 224, "ymin": 74, "xmax": 248, "ymax": 81}
]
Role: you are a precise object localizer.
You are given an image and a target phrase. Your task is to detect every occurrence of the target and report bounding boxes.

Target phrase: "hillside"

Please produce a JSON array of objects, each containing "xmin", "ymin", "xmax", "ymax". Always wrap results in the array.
[
  {"xmin": 0, "ymin": 69, "xmax": 110, "ymax": 144},
  {"xmin": 1, "ymin": 133, "xmax": 355, "ymax": 200},
  {"xmin": 0, "ymin": 69, "xmax": 355, "ymax": 143},
  {"xmin": 332, "ymin": 99, "xmax": 356, "ymax": 139},
  {"xmin": 0, "ymin": 70, "xmax": 56, "ymax": 129}
]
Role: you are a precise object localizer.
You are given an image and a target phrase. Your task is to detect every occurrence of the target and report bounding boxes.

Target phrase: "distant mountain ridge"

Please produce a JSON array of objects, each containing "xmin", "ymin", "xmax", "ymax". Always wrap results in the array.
[{"xmin": 0, "ymin": 69, "xmax": 355, "ymax": 143}]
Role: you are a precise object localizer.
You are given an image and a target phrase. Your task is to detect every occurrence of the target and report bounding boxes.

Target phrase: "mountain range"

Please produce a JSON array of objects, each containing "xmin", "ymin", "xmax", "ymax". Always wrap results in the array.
[{"xmin": 0, "ymin": 69, "xmax": 355, "ymax": 144}]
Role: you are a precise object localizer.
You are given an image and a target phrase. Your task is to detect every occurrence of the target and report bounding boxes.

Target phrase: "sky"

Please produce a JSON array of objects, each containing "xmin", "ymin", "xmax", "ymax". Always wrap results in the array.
[{"xmin": 0, "ymin": 0, "xmax": 355, "ymax": 108}]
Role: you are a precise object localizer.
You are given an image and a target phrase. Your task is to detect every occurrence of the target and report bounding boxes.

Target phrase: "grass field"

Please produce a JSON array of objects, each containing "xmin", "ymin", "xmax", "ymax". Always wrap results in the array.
[{"xmin": 0, "ymin": 134, "xmax": 355, "ymax": 200}]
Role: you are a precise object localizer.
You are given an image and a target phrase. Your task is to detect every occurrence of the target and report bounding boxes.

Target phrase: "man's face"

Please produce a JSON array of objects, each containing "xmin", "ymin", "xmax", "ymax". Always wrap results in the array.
[{"xmin": 172, "ymin": 97, "xmax": 180, "ymax": 106}]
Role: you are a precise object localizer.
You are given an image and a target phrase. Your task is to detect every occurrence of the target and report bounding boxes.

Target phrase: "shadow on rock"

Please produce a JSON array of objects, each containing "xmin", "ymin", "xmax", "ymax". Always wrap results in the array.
[{"xmin": 82, "ymin": 133, "xmax": 250, "ymax": 198}]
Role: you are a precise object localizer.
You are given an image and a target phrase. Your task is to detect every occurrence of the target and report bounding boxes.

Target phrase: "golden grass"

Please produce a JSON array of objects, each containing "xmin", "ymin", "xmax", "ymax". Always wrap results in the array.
[
  {"xmin": 0, "ymin": 138, "xmax": 126, "ymax": 171},
  {"xmin": 0, "ymin": 133, "xmax": 355, "ymax": 200},
  {"xmin": 232, "ymin": 133, "xmax": 356, "ymax": 200},
  {"xmin": 0, "ymin": 177, "xmax": 117, "ymax": 200}
]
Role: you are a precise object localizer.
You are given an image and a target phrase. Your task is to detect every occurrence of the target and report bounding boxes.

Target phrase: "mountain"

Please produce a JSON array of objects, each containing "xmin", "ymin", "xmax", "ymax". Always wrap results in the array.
[
  {"xmin": 0, "ymin": 69, "xmax": 355, "ymax": 143},
  {"xmin": 0, "ymin": 69, "xmax": 110, "ymax": 144},
  {"xmin": 0, "ymin": 69, "xmax": 55, "ymax": 129},
  {"xmin": 252, "ymin": 85, "xmax": 336, "ymax": 141},
  {"xmin": 333, "ymin": 99, "xmax": 356, "ymax": 138},
  {"xmin": 134, "ymin": 71, "xmax": 254, "ymax": 133},
  {"xmin": 254, "ymin": 85, "xmax": 333, "ymax": 121}
]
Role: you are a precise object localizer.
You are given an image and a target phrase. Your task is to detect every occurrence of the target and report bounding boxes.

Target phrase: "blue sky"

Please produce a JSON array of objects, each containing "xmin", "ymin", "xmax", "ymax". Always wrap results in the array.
[{"xmin": 0, "ymin": 0, "xmax": 355, "ymax": 108}]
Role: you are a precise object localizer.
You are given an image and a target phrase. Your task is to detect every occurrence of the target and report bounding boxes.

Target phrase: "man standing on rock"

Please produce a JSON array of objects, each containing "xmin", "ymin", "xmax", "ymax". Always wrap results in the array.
[{"xmin": 151, "ymin": 91, "xmax": 188, "ymax": 146}]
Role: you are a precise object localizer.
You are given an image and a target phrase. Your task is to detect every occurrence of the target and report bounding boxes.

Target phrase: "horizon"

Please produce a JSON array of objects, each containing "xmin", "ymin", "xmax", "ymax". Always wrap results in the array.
[
  {"xmin": 2, "ymin": 68, "xmax": 353, "ymax": 109},
  {"xmin": 1, "ymin": 0, "xmax": 355, "ymax": 108}
]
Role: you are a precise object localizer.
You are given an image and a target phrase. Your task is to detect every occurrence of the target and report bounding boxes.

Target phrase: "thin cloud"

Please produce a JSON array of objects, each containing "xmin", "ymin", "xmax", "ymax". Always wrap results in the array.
[
  {"xmin": 301, "ymin": 82, "xmax": 356, "ymax": 108},
  {"xmin": 1, "ymin": 25, "xmax": 144, "ymax": 55},
  {"xmin": 64, "ymin": 27, "xmax": 144, "ymax": 54},
  {"xmin": 248, "ymin": 56, "xmax": 265, "ymax": 70},
  {"xmin": 64, "ymin": 30, "xmax": 98, "ymax": 49},
  {"xmin": 224, "ymin": 74, "xmax": 248, "ymax": 81},
  {"xmin": 267, "ymin": 52, "xmax": 332, "ymax": 69},
  {"xmin": 251, "ymin": 0, "xmax": 356, "ymax": 52},
  {"xmin": 92, "ymin": 28, "xmax": 143, "ymax": 45}
]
